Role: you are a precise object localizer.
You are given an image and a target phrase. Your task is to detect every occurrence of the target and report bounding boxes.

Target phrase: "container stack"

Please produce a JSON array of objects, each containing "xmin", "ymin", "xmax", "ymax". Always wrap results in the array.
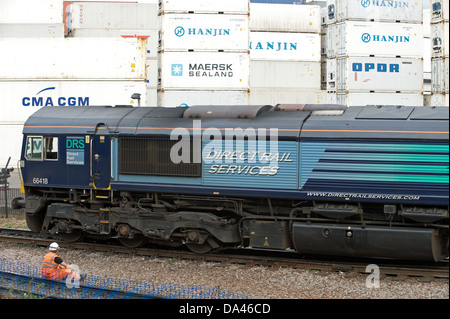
[
  {"xmin": 325, "ymin": 0, "xmax": 424, "ymax": 106},
  {"xmin": 67, "ymin": 1, "xmax": 159, "ymax": 105},
  {"xmin": 0, "ymin": 0, "xmax": 64, "ymax": 165},
  {"xmin": 430, "ymin": 0, "xmax": 449, "ymax": 106},
  {"xmin": 248, "ymin": 3, "xmax": 324, "ymax": 104},
  {"xmin": 157, "ymin": 0, "xmax": 250, "ymax": 107},
  {"xmin": 423, "ymin": 8, "xmax": 432, "ymax": 105}
]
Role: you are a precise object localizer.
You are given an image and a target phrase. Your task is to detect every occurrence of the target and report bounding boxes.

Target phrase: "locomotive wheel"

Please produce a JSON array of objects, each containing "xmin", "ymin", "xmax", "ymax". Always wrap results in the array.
[
  {"xmin": 118, "ymin": 234, "xmax": 147, "ymax": 248},
  {"xmin": 186, "ymin": 242, "xmax": 213, "ymax": 254},
  {"xmin": 59, "ymin": 229, "xmax": 85, "ymax": 243},
  {"xmin": 25, "ymin": 214, "xmax": 44, "ymax": 233}
]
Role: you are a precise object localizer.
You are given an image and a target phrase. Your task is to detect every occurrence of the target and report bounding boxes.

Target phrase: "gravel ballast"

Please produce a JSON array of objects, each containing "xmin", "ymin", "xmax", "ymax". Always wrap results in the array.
[{"xmin": 0, "ymin": 242, "xmax": 448, "ymax": 299}]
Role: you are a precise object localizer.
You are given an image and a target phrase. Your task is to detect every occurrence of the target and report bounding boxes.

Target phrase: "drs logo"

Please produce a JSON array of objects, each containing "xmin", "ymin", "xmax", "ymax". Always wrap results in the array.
[{"xmin": 66, "ymin": 137, "xmax": 85, "ymax": 149}]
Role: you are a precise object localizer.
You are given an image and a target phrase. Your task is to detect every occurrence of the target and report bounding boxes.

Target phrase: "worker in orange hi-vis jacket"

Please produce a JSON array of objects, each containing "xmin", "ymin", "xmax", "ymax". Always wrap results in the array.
[{"xmin": 41, "ymin": 242, "xmax": 81, "ymax": 281}]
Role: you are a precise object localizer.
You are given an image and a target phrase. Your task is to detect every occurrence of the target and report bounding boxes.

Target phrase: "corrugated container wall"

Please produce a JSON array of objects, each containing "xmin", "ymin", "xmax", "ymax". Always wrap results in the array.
[
  {"xmin": 249, "ymin": 3, "xmax": 322, "ymax": 101},
  {"xmin": 158, "ymin": 90, "xmax": 249, "ymax": 107},
  {"xmin": 159, "ymin": 52, "xmax": 250, "ymax": 90},
  {"xmin": 68, "ymin": 2, "xmax": 158, "ymax": 31},
  {"xmin": 328, "ymin": 92, "xmax": 424, "ymax": 107},
  {"xmin": 250, "ymin": 32, "xmax": 320, "ymax": 61},
  {"xmin": 327, "ymin": 21, "xmax": 423, "ymax": 58},
  {"xmin": 159, "ymin": 0, "xmax": 250, "ymax": 14},
  {"xmin": 0, "ymin": 38, "xmax": 148, "ymax": 80},
  {"xmin": 250, "ymin": 3, "xmax": 321, "ymax": 33},
  {"xmin": 250, "ymin": 60, "xmax": 320, "ymax": 89},
  {"xmin": 326, "ymin": 0, "xmax": 422, "ymax": 23},
  {"xmin": 327, "ymin": 57, "xmax": 423, "ymax": 93},
  {"xmin": 160, "ymin": 14, "xmax": 249, "ymax": 52},
  {"xmin": 0, "ymin": 0, "xmax": 63, "ymax": 24},
  {"xmin": 0, "ymin": 23, "xmax": 64, "ymax": 37}
]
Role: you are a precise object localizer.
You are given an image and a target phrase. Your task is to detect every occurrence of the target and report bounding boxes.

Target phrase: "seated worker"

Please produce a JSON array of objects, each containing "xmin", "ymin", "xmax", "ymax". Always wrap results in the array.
[{"xmin": 41, "ymin": 242, "xmax": 81, "ymax": 281}]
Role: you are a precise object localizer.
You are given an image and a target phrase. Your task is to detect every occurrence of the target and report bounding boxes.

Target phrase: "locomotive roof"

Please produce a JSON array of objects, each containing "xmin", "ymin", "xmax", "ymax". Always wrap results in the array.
[{"xmin": 23, "ymin": 104, "xmax": 449, "ymax": 140}]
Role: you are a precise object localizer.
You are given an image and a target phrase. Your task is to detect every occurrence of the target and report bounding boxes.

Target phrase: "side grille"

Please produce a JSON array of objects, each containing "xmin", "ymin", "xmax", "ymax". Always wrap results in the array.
[{"xmin": 118, "ymin": 138, "xmax": 201, "ymax": 177}]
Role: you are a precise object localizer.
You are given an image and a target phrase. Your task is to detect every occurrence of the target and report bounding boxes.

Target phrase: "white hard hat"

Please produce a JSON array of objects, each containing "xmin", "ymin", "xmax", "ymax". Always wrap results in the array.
[{"xmin": 49, "ymin": 242, "xmax": 59, "ymax": 251}]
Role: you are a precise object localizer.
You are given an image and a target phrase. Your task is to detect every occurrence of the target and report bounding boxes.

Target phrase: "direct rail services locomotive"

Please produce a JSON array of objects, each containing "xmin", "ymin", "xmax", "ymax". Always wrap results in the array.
[{"xmin": 16, "ymin": 104, "xmax": 449, "ymax": 261}]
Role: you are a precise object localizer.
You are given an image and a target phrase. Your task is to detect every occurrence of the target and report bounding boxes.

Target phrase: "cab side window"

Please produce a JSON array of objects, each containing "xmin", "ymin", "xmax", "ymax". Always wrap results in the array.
[
  {"xmin": 25, "ymin": 136, "xmax": 43, "ymax": 160},
  {"xmin": 25, "ymin": 136, "xmax": 59, "ymax": 161},
  {"xmin": 44, "ymin": 137, "xmax": 59, "ymax": 160}
]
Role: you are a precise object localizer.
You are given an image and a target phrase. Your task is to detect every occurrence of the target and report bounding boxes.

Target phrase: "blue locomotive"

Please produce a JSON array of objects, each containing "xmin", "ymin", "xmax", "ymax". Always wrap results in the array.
[{"xmin": 18, "ymin": 104, "xmax": 449, "ymax": 261}]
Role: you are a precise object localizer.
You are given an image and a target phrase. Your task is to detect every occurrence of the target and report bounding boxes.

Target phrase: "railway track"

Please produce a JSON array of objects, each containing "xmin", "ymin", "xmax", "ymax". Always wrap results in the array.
[{"xmin": 0, "ymin": 227, "xmax": 448, "ymax": 282}]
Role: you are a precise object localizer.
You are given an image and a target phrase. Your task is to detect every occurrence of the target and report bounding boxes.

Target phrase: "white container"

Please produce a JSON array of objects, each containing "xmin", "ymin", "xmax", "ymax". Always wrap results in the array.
[
  {"xmin": 157, "ymin": 90, "xmax": 249, "ymax": 107},
  {"xmin": 0, "ymin": 0, "xmax": 63, "ymax": 24},
  {"xmin": 431, "ymin": 21, "xmax": 450, "ymax": 58},
  {"xmin": 250, "ymin": 32, "xmax": 320, "ymax": 62},
  {"xmin": 146, "ymin": 58, "xmax": 159, "ymax": 87},
  {"xmin": 430, "ymin": 93, "xmax": 449, "ymax": 106},
  {"xmin": 424, "ymin": 9, "xmax": 431, "ymax": 38},
  {"xmin": 321, "ymin": 30, "xmax": 328, "ymax": 56},
  {"xmin": 0, "ymin": 38, "xmax": 147, "ymax": 80},
  {"xmin": 0, "ymin": 23, "xmax": 64, "ymax": 38},
  {"xmin": 327, "ymin": 57, "xmax": 423, "ymax": 93},
  {"xmin": 68, "ymin": 2, "xmax": 158, "ymax": 31},
  {"xmin": 69, "ymin": 29, "xmax": 159, "ymax": 59},
  {"xmin": 327, "ymin": 0, "xmax": 422, "ymax": 23},
  {"xmin": 250, "ymin": 3, "xmax": 321, "ymax": 33},
  {"xmin": 0, "ymin": 123, "xmax": 25, "ymax": 165},
  {"xmin": 0, "ymin": 81, "xmax": 147, "ymax": 124},
  {"xmin": 250, "ymin": 60, "xmax": 321, "ymax": 89},
  {"xmin": 431, "ymin": 0, "xmax": 450, "ymax": 23},
  {"xmin": 249, "ymin": 88, "xmax": 327, "ymax": 105},
  {"xmin": 431, "ymin": 58, "xmax": 449, "ymax": 94},
  {"xmin": 328, "ymin": 92, "xmax": 424, "ymax": 107},
  {"xmin": 328, "ymin": 21, "xmax": 423, "ymax": 58},
  {"xmin": 159, "ymin": 0, "xmax": 249, "ymax": 14},
  {"xmin": 424, "ymin": 37, "xmax": 432, "ymax": 73},
  {"xmin": 160, "ymin": 14, "xmax": 249, "ymax": 52},
  {"xmin": 159, "ymin": 52, "xmax": 250, "ymax": 90}
]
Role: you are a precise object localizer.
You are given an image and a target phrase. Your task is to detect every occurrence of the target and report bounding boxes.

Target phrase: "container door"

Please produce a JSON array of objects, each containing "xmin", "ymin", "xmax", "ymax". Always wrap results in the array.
[{"xmin": 91, "ymin": 134, "xmax": 111, "ymax": 189}]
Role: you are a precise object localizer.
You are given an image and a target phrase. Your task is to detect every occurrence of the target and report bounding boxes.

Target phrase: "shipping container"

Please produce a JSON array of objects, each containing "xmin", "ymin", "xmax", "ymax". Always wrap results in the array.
[
  {"xmin": 431, "ymin": 0, "xmax": 450, "ymax": 23},
  {"xmin": 328, "ymin": 92, "xmax": 424, "ymax": 107},
  {"xmin": 424, "ymin": 37, "xmax": 432, "ymax": 73},
  {"xmin": 250, "ymin": 3, "xmax": 321, "ymax": 33},
  {"xmin": 69, "ymin": 29, "xmax": 159, "ymax": 59},
  {"xmin": 250, "ymin": 32, "xmax": 320, "ymax": 61},
  {"xmin": 431, "ymin": 21, "xmax": 450, "ymax": 58},
  {"xmin": 326, "ymin": 0, "xmax": 422, "ymax": 24},
  {"xmin": 0, "ymin": 38, "xmax": 147, "ymax": 80},
  {"xmin": 160, "ymin": 14, "xmax": 249, "ymax": 52},
  {"xmin": 146, "ymin": 58, "xmax": 159, "ymax": 87},
  {"xmin": 159, "ymin": 52, "xmax": 250, "ymax": 90},
  {"xmin": 249, "ymin": 88, "xmax": 327, "ymax": 105},
  {"xmin": 0, "ymin": 81, "xmax": 147, "ymax": 123},
  {"xmin": 0, "ymin": 123, "xmax": 25, "ymax": 165},
  {"xmin": 0, "ymin": 23, "xmax": 64, "ymax": 38},
  {"xmin": 430, "ymin": 93, "xmax": 449, "ymax": 106},
  {"xmin": 424, "ymin": 9, "xmax": 431, "ymax": 38},
  {"xmin": 327, "ymin": 56, "xmax": 423, "ymax": 93},
  {"xmin": 68, "ymin": 2, "xmax": 158, "ymax": 31},
  {"xmin": 250, "ymin": 60, "xmax": 321, "ymax": 89},
  {"xmin": 159, "ymin": 0, "xmax": 249, "ymax": 14},
  {"xmin": 327, "ymin": 21, "xmax": 423, "ymax": 58},
  {"xmin": 0, "ymin": 0, "xmax": 63, "ymax": 24},
  {"xmin": 431, "ymin": 57, "xmax": 449, "ymax": 94},
  {"xmin": 157, "ymin": 90, "xmax": 249, "ymax": 107}
]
